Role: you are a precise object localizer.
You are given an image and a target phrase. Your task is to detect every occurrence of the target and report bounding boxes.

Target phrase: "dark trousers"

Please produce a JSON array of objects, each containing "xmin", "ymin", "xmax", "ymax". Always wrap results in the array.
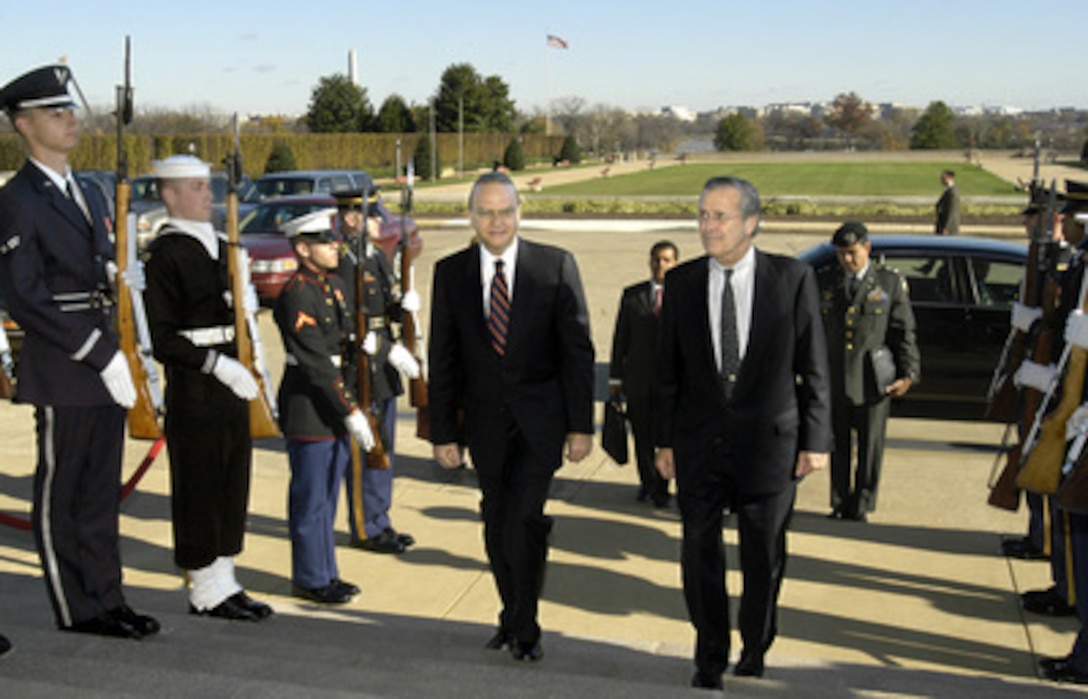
[
  {"xmin": 627, "ymin": 395, "xmax": 669, "ymax": 503},
  {"xmin": 287, "ymin": 437, "xmax": 349, "ymax": 588},
  {"xmin": 476, "ymin": 425, "xmax": 555, "ymax": 646},
  {"xmin": 165, "ymin": 375, "xmax": 252, "ymax": 570},
  {"xmin": 1027, "ymin": 491, "xmax": 1045, "ymax": 551},
  {"xmin": 347, "ymin": 396, "xmax": 396, "ymax": 541},
  {"xmin": 831, "ymin": 397, "xmax": 890, "ymax": 515},
  {"xmin": 33, "ymin": 404, "xmax": 126, "ymax": 628},
  {"xmin": 677, "ymin": 460, "xmax": 796, "ymax": 676},
  {"xmin": 1049, "ymin": 496, "xmax": 1071, "ymax": 601},
  {"xmin": 1068, "ymin": 511, "xmax": 1088, "ymax": 672}
]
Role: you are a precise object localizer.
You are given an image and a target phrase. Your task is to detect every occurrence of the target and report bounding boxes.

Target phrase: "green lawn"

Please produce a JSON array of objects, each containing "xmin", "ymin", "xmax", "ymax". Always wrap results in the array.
[{"xmin": 541, "ymin": 162, "xmax": 1014, "ymax": 197}]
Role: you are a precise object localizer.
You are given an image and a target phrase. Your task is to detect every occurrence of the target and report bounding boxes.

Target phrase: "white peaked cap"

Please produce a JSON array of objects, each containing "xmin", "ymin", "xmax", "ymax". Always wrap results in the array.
[
  {"xmin": 152, "ymin": 155, "xmax": 211, "ymax": 179},
  {"xmin": 282, "ymin": 208, "xmax": 338, "ymax": 239}
]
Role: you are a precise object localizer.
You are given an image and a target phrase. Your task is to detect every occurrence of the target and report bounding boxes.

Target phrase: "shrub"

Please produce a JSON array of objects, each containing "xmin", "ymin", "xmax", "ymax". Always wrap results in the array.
[
  {"xmin": 263, "ymin": 142, "xmax": 297, "ymax": 174},
  {"xmin": 413, "ymin": 135, "xmax": 441, "ymax": 181},
  {"xmin": 558, "ymin": 135, "xmax": 582, "ymax": 165},
  {"xmin": 503, "ymin": 138, "xmax": 526, "ymax": 171}
]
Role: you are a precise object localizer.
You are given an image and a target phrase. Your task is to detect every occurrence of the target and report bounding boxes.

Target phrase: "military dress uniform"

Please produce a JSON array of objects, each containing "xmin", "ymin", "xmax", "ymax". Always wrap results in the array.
[
  {"xmin": 0, "ymin": 65, "xmax": 157, "ymax": 638},
  {"xmin": 273, "ymin": 211, "xmax": 361, "ymax": 602},
  {"xmin": 820, "ymin": 256, "xmax": 920, "ymax": 519}
]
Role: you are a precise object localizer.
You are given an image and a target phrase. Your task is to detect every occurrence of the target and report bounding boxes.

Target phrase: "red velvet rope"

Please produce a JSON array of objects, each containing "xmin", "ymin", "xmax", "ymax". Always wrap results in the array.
[{"xmin": 0, "ymin": 436, "xmax": 166, "ymax": 532}]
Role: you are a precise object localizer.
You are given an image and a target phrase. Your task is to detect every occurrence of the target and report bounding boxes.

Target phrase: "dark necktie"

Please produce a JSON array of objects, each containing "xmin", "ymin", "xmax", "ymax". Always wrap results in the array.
[
  {"xmin": 653, "ymin": 285, "xmax": 662, "ymax": 316},
  {"xmin": 66, "ymin": 178, "xmax": 90, "ymax": 223},
  {"xmin": 489, "ymin": 259, "xmax": 510, "ymax": 356},
  {"xmin": 720, "ymin": 268, "xmax": 739, "ymax": 399}
]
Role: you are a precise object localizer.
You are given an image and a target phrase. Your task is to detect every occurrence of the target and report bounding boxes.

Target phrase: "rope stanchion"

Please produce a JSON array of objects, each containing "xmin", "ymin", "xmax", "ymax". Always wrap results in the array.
[{"xmin": 0, "ymin": 436, "xmax": 166, "ymax": 531}]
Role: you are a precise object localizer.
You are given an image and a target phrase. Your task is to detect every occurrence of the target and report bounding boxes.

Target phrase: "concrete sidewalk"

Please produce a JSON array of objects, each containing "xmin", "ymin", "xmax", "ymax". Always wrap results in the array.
[{"xmin": 0, "ymin": 223, "xmax": 1074, "ymax": 697}]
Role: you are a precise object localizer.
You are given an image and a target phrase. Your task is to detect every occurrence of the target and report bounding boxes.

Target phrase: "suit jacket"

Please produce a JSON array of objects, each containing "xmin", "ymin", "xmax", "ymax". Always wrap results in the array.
[
  {"xmin": 656, "ymin": 250, "xmax": 832, "ymax": 495},
  {"xmin": 0, "ymin": 161, "xmax": 119, "ymax": 406},
  {"xmin": 935, "ymin": 185, "xmax": 960, "ymax": 235},
  {"xmin": 428, "ymin": 239, "xmax": 595, "ymax": 474},
  {"xmin": 609, "ymin": 280, "xmax": 659, "ymax": 400},
  {"xmin": 819, "ymin": 264, "xmax": 920, "ymax": 407}
]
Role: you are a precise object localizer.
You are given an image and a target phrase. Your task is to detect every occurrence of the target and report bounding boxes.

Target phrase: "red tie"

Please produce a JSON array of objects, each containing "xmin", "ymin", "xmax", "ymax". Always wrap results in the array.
[
  {"xmin": 653, "ymin": 286, "xmax": 663, "ymax": 316},
  {"xmin": 489, "ymin": 260, "xmax": 510, "ymax": 355}
]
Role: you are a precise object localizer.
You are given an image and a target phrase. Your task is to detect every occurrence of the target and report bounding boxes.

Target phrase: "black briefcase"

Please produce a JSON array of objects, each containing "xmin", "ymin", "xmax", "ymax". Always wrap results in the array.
[
  {"xmin": 602, "ymin": 397, "xmax": 629, "ymax": 465},
  {"xmin": 866, "ymin": 345, "xmax": 897, "ymax": 402}
]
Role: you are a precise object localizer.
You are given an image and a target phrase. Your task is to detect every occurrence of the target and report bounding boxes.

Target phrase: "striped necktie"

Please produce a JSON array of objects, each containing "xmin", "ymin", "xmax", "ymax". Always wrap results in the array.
[
  {"xmin": 720, "ymin": 268, "xmax": 739, "ymax": 400},
  {"xmin": 489, "ymin": 259, "xmax": 510, "ymax": 356}
]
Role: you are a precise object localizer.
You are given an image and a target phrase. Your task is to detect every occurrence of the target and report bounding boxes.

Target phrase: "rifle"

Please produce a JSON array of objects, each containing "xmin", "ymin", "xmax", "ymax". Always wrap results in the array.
[
  {"xmin": 0, "ymin": 322, "xmax": 15, "ymax": 400},
  {"xmin": 399, "ymin": 158, "xmax": 430, "ymax": 440},
  {"xmin": 113, "ymin": 37, "xmax": 162, "ymax": 440},
  {"xmin": 353, "ymin": 187, "xmax": 390, "ymax": 470},
  {"xmin": 224, "ymin": 113, "xmax": 279, "ymax": 438},
  {"xmin": 1018, "ymin": 240, "xmax": 1088, "ymax": 495}
]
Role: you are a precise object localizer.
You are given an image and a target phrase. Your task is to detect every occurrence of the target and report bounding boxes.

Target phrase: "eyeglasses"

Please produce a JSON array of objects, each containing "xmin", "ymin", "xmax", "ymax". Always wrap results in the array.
[
  {"xmin": 698, "ymin": 211, "xmax": 742, "ymax": 225},
  {"xmin": 474, "ymin": 207, "xmax": 518, "ymax": 220}
]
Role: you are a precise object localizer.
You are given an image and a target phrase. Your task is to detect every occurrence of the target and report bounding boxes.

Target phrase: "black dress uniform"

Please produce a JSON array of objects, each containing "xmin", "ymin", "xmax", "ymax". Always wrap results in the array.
[
  {"xmin": 820, "ymin": 227, "xmax": 920, "ymax": 519},
  {"xmin": 275, "ymin": 239, "xmax": 359, "ymax": 599},
  {"xmin": 336, "ymin": 231, "xmax": 407, "ymax": 548},
  {"xmin": 0, "ymin": 65, "xmax": 157, "ymax": 638},
  {"xmin": 143, "ymin": 227, "xmax": 252, "ymax": 571}
]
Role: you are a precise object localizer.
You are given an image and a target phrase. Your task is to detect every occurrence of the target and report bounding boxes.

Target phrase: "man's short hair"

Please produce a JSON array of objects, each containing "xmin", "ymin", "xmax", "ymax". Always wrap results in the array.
[
  {"xmin": 468, "ymin": 171, "xmax": 517, "ymax": 211},
  {"xmin": 701, "ymin": 176, "xmax": 761, "ymax": 222},
  {"xmin": 832, "ymin": 221, "xmax": 869, "ymax": 247},
  {"xmin": 650, "ymin": 240, "xmax": 678, "ymax": 259},
  {"xmin": 942, "ymin": 169, "xmax": 955, "ymax": 179}
]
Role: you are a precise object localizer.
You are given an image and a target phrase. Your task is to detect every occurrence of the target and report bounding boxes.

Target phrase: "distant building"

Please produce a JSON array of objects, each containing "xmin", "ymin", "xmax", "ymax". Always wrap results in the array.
[{"xmin": 660, "ymin": 105, "xmax": 697, "ymax": 122}]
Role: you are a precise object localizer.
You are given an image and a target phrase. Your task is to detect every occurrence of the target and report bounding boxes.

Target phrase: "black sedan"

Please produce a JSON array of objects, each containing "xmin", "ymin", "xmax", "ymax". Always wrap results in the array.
[{"xmin": 798, "ymin": 234, "xmax": 1026, "ymax": 420}]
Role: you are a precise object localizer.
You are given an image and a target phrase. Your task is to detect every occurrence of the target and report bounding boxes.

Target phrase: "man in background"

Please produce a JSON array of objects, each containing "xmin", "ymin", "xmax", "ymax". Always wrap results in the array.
[{"xmin": 935, "ymin": 169, "xmax": 960, "ymax": 235}]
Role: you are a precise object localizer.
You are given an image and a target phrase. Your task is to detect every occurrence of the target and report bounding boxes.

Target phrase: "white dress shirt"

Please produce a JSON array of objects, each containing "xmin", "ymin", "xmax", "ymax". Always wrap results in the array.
[{"xmin": 708, "ymin": 245, "xmax": 756, "ymax": 372}]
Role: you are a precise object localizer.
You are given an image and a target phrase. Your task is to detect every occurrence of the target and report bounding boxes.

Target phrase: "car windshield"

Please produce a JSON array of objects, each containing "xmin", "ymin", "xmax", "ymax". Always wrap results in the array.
[
  {"xmin": 242, "ymin": 203, "xmax": 331, "ymax": 234},
  {"xmin": 255, "ymin": 178, "xmax": 317, "ymax": 199},
  {"xmin": 132, "ymin": 175, "xmax": 255, "ymax": 204}
]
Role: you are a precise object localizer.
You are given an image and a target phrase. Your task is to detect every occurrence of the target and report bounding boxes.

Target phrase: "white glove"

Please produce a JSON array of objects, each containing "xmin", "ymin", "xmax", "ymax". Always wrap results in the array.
[
  {"xmin": 362, "ymin": 331, "xmax": 378, "ymax": 356},
  {"xmin": 1066, "ymin": 310, "xmax": 1088, "ymax": 350},
  {"xmin": 388, "ymin": 343, "xmax": 421, "ymax": 379},
  {"xmin": 120, "ymin": 260, "xmax": 146, "ymax": 293},
  {"xmin": 1010, "ymin": 302, "xmax": 1042, "ymax": 333},
  {"xmin": 400, "ymin": 289, "xmax": 421, "ymax": 313},
  {"xmin": 105, "ymin": 260, "xmax": 118, "ymax": 283},
  {"xmin": 212, "ymin": 355, "xmax": 259, "ymax": 400},
  {"xmin": 1067, "ymin": 404, "xmax": 1088, "ymax": 442},
  {"xmin": 1014, "ymin": 359, "xmax": 1057, "ymax": 393},
  {"xmin": 100, "ymin": 351, "xmax": 137, "ymax": 408},
  {"xmin": 345, "ymin": 410, "xmax": 375, "ymax": 451},
  {"xmin": 242, "ymin": 283, "xmax": 260, "ymax": 314}
]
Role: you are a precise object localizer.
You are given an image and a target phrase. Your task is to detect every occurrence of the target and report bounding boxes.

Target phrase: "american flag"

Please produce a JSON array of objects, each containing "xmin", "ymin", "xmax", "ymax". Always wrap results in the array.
[{"xmin": 546, "ymin": 34, "xmax": 569, "ymax": 50}]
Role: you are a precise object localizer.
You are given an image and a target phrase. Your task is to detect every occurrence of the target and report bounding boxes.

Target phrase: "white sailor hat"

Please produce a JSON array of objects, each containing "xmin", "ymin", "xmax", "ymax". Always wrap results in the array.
[
  {"xmin": 152, "ymin": 155, "xmax": 211, "ymax": 179},
  {"xmin": 282, "ymin": 208, "xmax": 339, "ymax": 242},
  {"xmin": 0, "ymin": 65, "xmax": 77, "ymax": 114}
]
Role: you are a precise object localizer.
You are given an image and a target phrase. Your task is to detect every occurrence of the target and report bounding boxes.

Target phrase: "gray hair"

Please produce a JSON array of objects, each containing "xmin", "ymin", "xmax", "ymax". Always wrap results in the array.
[
  {"xmin": 468, "ymin": 171, "xmax": 518, "ymax": 211},
  {"xmin": 701, "ymin": 176, "xmax": 762, "ymax": 221}
]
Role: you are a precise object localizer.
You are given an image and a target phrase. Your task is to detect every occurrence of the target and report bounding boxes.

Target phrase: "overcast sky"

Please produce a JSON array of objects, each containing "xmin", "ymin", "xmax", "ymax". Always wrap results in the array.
[{"xmin": 2, "ymin": 0, "xmax": 1083, "ymax": 117}]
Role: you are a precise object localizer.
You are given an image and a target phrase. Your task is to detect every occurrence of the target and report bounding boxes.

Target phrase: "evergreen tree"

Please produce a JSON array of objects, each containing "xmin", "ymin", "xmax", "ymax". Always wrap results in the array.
[
  {"xmin": 558, "ymin": 134, "xmax": 582, "ymax": 164},
  {"xmin": 413, "ymin": 135, "xmax": 441, "ymax": 181},
  {"xmin": 263, "ymin": 142, "xmax": 297, "ymax": 174},
  {"xmin": 502, "ymin": 138, "xmax": 526, "ymax": 171},
  {"xmin": 376, "ymin": 94, "xmax": 415, "ymax": 133},
  {"xmin": 306, "ymin": 74, "xmax": 374, "ymax": 133},
  {"xmin": 714, "ymin": 113, "xmax": 761, "ymax": 151},
  {"xmin": 910, "ymin": 101, "xmax": 959, "ymax": 149}
]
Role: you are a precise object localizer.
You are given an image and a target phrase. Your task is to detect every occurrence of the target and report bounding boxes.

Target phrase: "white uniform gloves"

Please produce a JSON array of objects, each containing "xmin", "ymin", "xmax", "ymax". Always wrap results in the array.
[
  {"xmin": 388, "ymin": 344, "xmax": 421, "ymax": 379},
  {"xmin": 400, "ymin": 289, "xmax": 421, "ymax": 313},
  {"xmin": 100, "ymin": 351, "xmax": 137, "ymax": 408},
  {"xmin": 212, "ymin": 355, "xmax": 259, "ymax": 400},
  {"xmin": 1066, "ymin": 310, "xmax": 1088, "ymax": 350},
  {"xmin": 242, "ymin": 283, "xmax": 260, "ymax": 314},
  {"xmin": 1014, "ymin": 360, "xmax": 1057, "ymax": 393},
  {"xmin": 120, "ymin": 260, "xmax": 146, "ymax": 293},
  {"xmin": 1010, "ymin": 301, "xmax": 1042, "ymax": 333},
  {"xmin": 344, "ymin": 410, "xmax": 375, "ymax": 451}
]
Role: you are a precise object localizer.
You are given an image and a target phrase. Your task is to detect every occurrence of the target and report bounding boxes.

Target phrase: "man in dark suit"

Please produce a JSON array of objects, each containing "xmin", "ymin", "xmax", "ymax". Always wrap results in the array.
[
  {"xmin": 428, "ymin": 171, "xmax": 595, "ymax": 663},
  {"xmin": 819, "ymin": 222, "xmax": 919, "ymax": 522},
  {"xmin": 935, "ymin": 169, "xmax": 960, "ymax": 235},
  {"xmin": 0, "ymin": 65, "xmax": 159, "ymax": 639},
  {"xmin": 655, "ymin": 176, "xmax": 831, "ymax": 689},
  {"xmin": 609, "ymin": 240, "xmax": 678, "ymax": 506}
]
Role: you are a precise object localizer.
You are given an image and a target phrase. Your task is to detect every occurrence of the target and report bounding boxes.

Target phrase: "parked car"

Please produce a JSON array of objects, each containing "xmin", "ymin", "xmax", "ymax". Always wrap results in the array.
[
  {"xmin": 797, "ymin": 234, "xmax": 1027, "ymax": 420},
  {"xmin": 240, "ymin": 193, "xmax": 423, "ymax": 303},
  {"xmin": 74, "ymin": 170, "xmax": 117, "ymax": 221},
  {"xmin": 130, "ymin": 172, "xmax": 258, "ymax": 248},
  {"xmin": 253, "ymin": 170, "xmax": 371, "ymax": 201}
]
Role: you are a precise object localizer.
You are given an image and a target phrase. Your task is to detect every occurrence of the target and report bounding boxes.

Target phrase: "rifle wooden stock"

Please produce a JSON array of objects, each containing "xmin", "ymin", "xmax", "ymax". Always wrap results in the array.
[
  {"xmin": 226, "ymin": 192, "xmax": 279, "ymax": 439},
  {"xmin": 115, "ymin": 180, "xmax": 161, "ymax": 440},
  {"xmin": 986, "ymin": 239, "xmax": 1045, "ymax": 422},
  {"xmin": 1057, "ymin": 447, "xmax": 1088, "ymax": 514},
  {"xmin": 1018, "ymin": 346, "xmax": 1087, "ymax": 494},
  {"xmin": 988, "ymin": 442, "xmax": 1022, "ymax": 511},
  {"xmin": 0, "ymin": 361, "xmax": 13, "ymax": 400},
  {"xmin": 398, "ymin": 228, "xmax": 430, "ymax": 441}
]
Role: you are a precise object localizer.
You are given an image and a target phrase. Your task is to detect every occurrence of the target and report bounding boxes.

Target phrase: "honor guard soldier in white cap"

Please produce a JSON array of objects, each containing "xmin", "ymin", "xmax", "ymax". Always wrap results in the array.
[
  {"xmin": 273, "ymin": 209, "xmax": 369, "ymax": 603},
  {"xmin": 333, "ymin": 188, "xmax": 420, "ymax": 554},
  {"xmin": 142, "ymin": 154, "xmax": 273, "ymax": 621},
  {"xmin": 0, "ymin": 65, "xmax": 159, "ymax": 640}
]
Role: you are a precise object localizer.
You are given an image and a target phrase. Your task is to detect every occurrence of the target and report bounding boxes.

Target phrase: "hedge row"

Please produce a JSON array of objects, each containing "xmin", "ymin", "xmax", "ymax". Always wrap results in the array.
[{"xmin": 0, "ymin": 132, "xmax": 566, "ymax": 179}]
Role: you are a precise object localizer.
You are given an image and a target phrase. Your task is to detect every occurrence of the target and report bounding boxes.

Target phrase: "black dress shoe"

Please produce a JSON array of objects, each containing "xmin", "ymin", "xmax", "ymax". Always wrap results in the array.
[
  {"xmin": 352, "ymin": 529, "xmax": 406, "ymax": 554},
  {"xmin": 230, "ymin": 591, "xmax": 274, "ymax": 619},
  {"xmin": 1002, "ymin": 537, "xmax": 1046, "ymax": 560},
  {"xmin": 1022, "ymin": 587, "xmax": 1076, "ymax": 616},
  {"xmin": 828, "ymin": 507, "xmax": 845, "ymax": 519},
  {"xmin": 1040, "ymin": 655, "xmax": 1088, "ymax": 683},
  {"xmin": 0, "ymin": 633, "xmax": 10, "ymax": 658},
  {"xmin": 385, "ymin": 527, "xmax": 415, "ymax": 548},
  {"xmin": 332, "ymin": 578, "xmax": 360, "ymax": 596},
  {"xmin": 484, "ymin": 629, "xmax": 511, "ymax": 650},
  {"xmin": 111, "ymin": 605, "xmax": 160, "ymax": 636},
  {"xmin": 293, "ymin": 583, "xmax": 354, "ymax": 605},
  {"xmin": 66, "ymin": 613, "xmax": 143, "ymax": 639},
  {"xmin": 190, "ymin": 597, "xmax": 259, "ymax": 621},
  {"xmin": 651, "ymin": 494, "xmax": 671, "ymax": 508},
  {"xmin": 734, "ymin": 653, "xmax": 764, "ymax": 677},
  {"xmin": 510, "ymin": 640, "xmax": 543, "ymax": 662},
  {"xmin": 691, "ymin": 671, "xmax": 723, "ymax": 689},
  {"xmin": 635, "ymin": 485, "xmax": 649, "ymax": 502}
]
